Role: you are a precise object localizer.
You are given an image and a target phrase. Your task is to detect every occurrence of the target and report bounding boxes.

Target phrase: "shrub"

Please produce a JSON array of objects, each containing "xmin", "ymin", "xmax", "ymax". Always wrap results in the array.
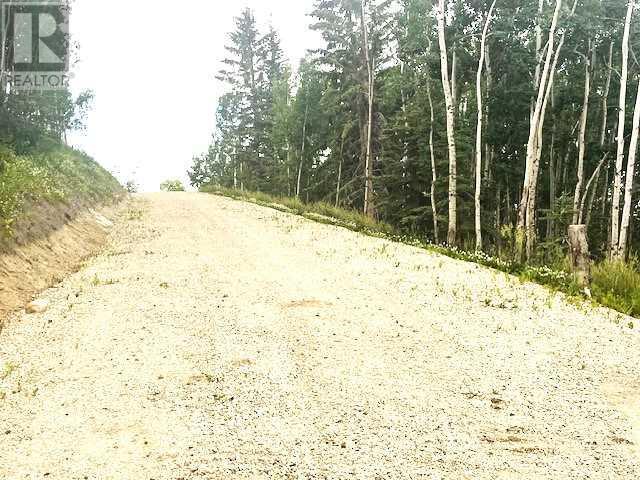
[{"xmin": 160, "ymin": 179, "xmax": 186, "ymax": 192}]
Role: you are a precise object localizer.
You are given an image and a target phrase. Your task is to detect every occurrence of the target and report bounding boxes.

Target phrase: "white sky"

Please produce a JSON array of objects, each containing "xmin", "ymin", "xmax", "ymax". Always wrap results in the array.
[{"xmin": 68, "ymin": 0, "xmax": 320, "ymax": 192}]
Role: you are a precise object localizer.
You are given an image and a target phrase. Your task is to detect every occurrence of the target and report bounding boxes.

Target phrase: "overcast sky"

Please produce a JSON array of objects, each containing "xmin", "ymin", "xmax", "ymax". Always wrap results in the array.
[{"xmin": 68, "ymin": 0, "xmax": 321, "ymax": 192}]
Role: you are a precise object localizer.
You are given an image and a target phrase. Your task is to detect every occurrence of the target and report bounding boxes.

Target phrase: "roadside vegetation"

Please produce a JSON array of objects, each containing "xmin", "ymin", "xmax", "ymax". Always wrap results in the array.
[
  {"xmin": 0, "ymin": 143, "xmax": 121, "ymax": 236},
  {"xmin": 0, "ymin": 7, "xmax": 121, "ymax": 238},
  {"xmin": 192, "ymin": 2, "xmax": 640, "ymax": 320},
  {"xmin": 160, "ymin": 179, "xmax": 186, "ymax": 192},
  {"xmin": 205, "ymin": 185, "xmax": 640, "ymax": 320}
]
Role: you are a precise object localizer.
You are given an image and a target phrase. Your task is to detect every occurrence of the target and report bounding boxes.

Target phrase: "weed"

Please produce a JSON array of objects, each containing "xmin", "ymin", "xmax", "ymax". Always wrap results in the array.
[
  {"xmin": 1, "ymin": 362, "xmax": 17, "ymax": 380},
  {"xmin": 90, "ymin": 274, "xmax": 118, "ymax": 286}
]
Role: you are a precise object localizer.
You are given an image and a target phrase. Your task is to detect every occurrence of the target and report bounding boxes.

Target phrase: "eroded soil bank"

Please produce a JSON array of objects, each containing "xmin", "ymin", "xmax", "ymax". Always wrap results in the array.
[{"xmin": 0, "ymin": 198, "xmax": 124, "ymax": 323}]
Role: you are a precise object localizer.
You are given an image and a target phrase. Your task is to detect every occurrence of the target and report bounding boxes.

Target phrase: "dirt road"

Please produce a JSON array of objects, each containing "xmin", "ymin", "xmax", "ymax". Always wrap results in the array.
[{"xmin": 1, "ymin": 192, "xmax": 639, "ymax": 479}]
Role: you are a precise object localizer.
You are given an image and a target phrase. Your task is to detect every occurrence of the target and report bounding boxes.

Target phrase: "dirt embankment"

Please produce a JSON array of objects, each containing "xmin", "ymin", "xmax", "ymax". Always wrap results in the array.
[{"xmin": 0, "ymin": 198, "xmax": 124, "ymax": 324}]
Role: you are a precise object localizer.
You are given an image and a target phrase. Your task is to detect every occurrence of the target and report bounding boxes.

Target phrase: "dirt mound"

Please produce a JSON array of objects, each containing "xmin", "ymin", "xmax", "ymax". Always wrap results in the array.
[{"xmin": 0, "ymin": 199, "xmax": 123, "ymax": 325}]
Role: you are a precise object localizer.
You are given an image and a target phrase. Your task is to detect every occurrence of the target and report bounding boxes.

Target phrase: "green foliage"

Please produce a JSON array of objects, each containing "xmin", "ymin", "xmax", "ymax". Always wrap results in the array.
[
  {"xmin": 203, "ymin": 185, "xmax": 393, "ymax": 236},
  {"xmin": 0, "ymin": 143, "xmax": 122, "ymax": 237},
  {"xmin": 592, "ymin": 260, "xmax": 640, "ymax": 317},
  {"xmin": 160, "ymin": 179, "xmax": 186, "ymax": 192}
]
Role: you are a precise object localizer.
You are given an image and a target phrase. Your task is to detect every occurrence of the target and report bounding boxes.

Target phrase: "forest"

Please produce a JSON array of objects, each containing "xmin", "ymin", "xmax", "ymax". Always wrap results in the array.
[{"xmin": 190, "ymin": 0, "xmax": 640, "ymax": 273}]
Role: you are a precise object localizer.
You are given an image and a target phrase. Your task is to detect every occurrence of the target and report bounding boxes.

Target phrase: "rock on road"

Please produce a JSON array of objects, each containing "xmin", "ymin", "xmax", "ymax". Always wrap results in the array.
[{"xmin": 1, "ymin": 192, "xmax": 640, "ymax": 479}]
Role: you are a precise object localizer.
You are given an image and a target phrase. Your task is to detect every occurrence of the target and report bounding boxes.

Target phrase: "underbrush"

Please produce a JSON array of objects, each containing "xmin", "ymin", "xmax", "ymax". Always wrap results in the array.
[
  {"xmin": 592, "ymin": 260, "xmax": 640, "ymax": 317},
  {"xmin": 203, "ymin": 185, "xmax": 640, "ymax": 320},
  {"xmin": 0, "ymin": 143, "xmax": 122, "ymax": 235}
]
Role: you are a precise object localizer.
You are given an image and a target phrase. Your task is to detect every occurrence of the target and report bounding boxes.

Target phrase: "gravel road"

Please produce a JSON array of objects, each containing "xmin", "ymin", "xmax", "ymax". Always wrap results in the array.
[{"xmin": 1, "ymin": 192, "xmax": 640, "ymax": 479}]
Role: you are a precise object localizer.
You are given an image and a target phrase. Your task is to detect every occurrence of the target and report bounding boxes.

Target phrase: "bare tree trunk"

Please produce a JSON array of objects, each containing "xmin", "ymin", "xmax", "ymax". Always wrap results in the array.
[
  {"xmin": 335, "ymin": 137, "xmax": 345, "ymax": 208},
  {"xmin": 361, "ymin": 0, "xmax": 375, "ymax": 218},
  {"xmin": 585, "ymin": 159, "xmax": 605, "ymax": 228},
  {"xmin": 611, "ymin": 1, "xmax": 634, "ymax": 258},
  {"xmin": 568, "ymin": 225, "xmax": 591, "ymax": 289},
  {"xmin": 572, "ymin": 41, "xmax": 594, "ymax": 224},
  {"xmin": 601, "ymin": 40, "xmax": 614, "ymax": 147},
  {"xmin": 618, "ymin": 78, "xmax": 640, "ymax": 260},
  {"xmin": 548, "ymin": 83, "xmax": 557, "ymax": 239},
  {"xmin": 518, "ymin": 0, "xmax": 563, "ymax": 261},
  {"xmin": 426, "ymin": 66, "xmax": 439, "ymax": 244},
  {"xmin": 286, "ymin": 144, "xmax": 291, "ymax": 196},
  {"xmin": 525, "ymin": 22, "xmax": 566, "ymax": 259},
  {"xmin": 483, "ymin": 46, "xmax": 494, "ymax": 183},
  {"xmin": 451, "ymin": 47, "xmax": 458, "ymax": 110},
  {"xmin": 296, "ymin": 101, "xmax": 309, "ymax": 198},
  {"xmin": 474, "ymin": 0, "xmax": 497, "ymax": 251},
  {"xmin": 579, "ymin": 153, "xmax": 609, "ymax": 224},
  {"xmin": 233, "ymin": 161, "xmax": 238, "ymax": 190},
  {"xmin": 436, "ymin": 0, "xmax": 458, "ymax": 245}
]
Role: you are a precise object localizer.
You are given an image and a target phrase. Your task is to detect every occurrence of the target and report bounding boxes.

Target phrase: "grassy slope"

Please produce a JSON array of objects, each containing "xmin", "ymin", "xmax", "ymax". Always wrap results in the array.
[
  {"xmin": 0, "ymin": 143, "xmax": 122, "ymax": 236},
  {"xmin": 203, "ymin": 185, "xmax": 640, "ymax": 321}
]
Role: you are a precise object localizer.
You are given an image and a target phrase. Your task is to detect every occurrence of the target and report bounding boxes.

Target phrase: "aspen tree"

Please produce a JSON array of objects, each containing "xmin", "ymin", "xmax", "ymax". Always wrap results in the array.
[
  {"xmin": 611, "ymin": 1, "xmax": 634, "ymax": 258},
  {"xmin": 474, "ymin": 0, "xmax": 497, "ymax": 251},
  {"xmin": 437, "ymin": 0, "xmax": 458, "ymax": 245},
  {"xmin": 361, "ymin": 0, "xmax": 375, "ymax": 218},
  {"xmin": 573, "ymin": 42, "xmax": 595, "ymax": 224},
  {"xmin": 618, "ymin": 78, "xmax": 640, "ymax": 259}
]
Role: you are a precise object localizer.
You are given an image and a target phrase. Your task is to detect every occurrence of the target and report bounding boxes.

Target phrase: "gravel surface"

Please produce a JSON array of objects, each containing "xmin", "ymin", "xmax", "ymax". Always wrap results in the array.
[{"xmin": 1, "ymin": 192, "xmax": 639, "ymax": 479}]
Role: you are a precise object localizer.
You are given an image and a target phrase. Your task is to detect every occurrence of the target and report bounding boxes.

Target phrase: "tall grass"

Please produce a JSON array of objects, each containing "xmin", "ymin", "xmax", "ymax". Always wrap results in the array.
[
  {"xmin": 0, "ymin": 143, "xmax": 122, "ymax": 235},
  {"xmin": 204, "ymin": 185, "xmax": 640, "ymax": 320},
  {"xmin": 592, "ymin": 260, "xmax": 640, "ymax": 317}
]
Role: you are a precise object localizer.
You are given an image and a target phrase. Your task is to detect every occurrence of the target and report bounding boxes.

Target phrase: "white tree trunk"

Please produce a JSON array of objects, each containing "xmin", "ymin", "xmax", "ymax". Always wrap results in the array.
[
  {"xmin": 361, "ymin": 0, "xmax": 375, "ymax": 218},
  {"xmin": 518, "ymin": 0, "xmax": 563, "ymax": 260},
  {"xmin": 296, "ymin": 101, "xmax": 309, "ymax": 198},
  {"xmin": 474, "ymin": 0, "xmax": 497, "ymax": 251},
  {"xmin": 600, "ymin": 40, "xmax": 614, "ymax": 147},
  {"xmin": 618, "ymin": 78, "xmax": 640, "ymax": 259},
  {"xmin": 426, "ymin": 64, "xmax": 439, "ymax": 244},
  {"xmin": 572, "ymin": 42, "xmax": 594, "ymax": 224},
  {"xmin": 611, "ymin": 1, "xmax": 634, "ymax": 258},
  {"xmin": 579, "ymin": 153, "xmax": 609, "ymax": 225},
  {"xmin": 436, "ymin": 0, "xmax": 458, "ymax": 245}
]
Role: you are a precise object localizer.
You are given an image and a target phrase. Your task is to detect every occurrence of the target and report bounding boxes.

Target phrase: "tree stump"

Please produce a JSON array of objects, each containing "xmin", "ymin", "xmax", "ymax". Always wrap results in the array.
[{"xmin": 568, "ymin": 225, "xmax": 591, "ymax": 289}]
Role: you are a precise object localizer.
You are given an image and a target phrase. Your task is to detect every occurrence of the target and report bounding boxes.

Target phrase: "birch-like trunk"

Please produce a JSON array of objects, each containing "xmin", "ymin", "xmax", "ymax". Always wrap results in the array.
[
  {"xmin": 518, "ymin": 0, "xmax": 563, "ymax": 260},
  {"xmin": 600, "ymin": 41, "xmax": 614, "ymax": 147},
  {"xmin": 525, "ymin": 17, "xmax": 565, "ymax": 259},
  {"xmin": 483, "ymin": 46, "xmax": 494, "ymax": 183},
  {"xmin": 437, "ymin": 0, "xmax": 458, "ymax": 245},
  {"xmin": 361, "ymin": 0, "xmax": 375, "ymax": 218},
  {"xmin": 296, "ymin": 101, "xmax": 309, "ymax": 198},
  {"xmin": 335, "ymin": 136, "xmax": 345, "ymax": 208},
  {"xmin": 579, "ymin": 153, "xmax": 609, "ymax": 225},
  {"xmin": 611, "ymin": 1, "xmax": 634, "ymax": 258},
  {"xmin": 426, "ymin": 64, "xmax": 439, "ymax": 244},
  {"xmin": 572, "ymin": 42, "xmax": 594, "ymax": 224},
  {"xmin": 618, "ymin": 78, "xmax": 640, "ymax": 259},
  {"xmin": 474, "ymin": 0, "xmax": 497, "ymax": 251}
]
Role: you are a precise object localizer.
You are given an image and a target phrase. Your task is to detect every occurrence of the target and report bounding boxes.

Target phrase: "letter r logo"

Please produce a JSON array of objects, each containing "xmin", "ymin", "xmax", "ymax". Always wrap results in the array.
[{"xmin": 3, "ymin": 2, "xmax": 69, "ymax": 72}]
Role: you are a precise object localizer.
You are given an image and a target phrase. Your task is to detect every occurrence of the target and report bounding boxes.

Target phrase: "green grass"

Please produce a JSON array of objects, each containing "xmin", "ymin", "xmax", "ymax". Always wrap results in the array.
[
  {"xmin": 204, "ymin": 185, "xmax": 640, "ymax": 320},
  {"xmin": 592, "ymin": 260, "xmax": 640, "ymax": 318},
  {"xmin": 0, "ymin": 143, "xmax": 122, "ymax": 236}
]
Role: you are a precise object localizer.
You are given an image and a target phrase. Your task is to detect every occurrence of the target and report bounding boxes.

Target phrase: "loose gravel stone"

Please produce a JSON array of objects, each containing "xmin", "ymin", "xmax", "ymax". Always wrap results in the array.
[{"xmin": 0, "ymin": 192, "xmax": 639, "ymax": 479}]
